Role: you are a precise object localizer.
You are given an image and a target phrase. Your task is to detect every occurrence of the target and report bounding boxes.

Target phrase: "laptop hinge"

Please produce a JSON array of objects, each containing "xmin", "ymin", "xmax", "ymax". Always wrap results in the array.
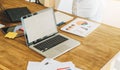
[{"xmin": 32, "ymin": 32, "xmax": 58, "ymax": 44}]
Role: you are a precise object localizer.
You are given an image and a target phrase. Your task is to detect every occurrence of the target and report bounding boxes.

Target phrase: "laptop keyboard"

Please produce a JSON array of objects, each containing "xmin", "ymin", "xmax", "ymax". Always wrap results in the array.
[{"xmin": 33, "ymin": 35, "xmax": 68, "ymax": 52}]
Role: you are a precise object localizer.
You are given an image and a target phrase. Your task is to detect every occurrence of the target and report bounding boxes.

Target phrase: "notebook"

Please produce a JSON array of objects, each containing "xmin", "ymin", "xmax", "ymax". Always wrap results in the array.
[{"xmin": 21, "ymin": 8, "xmax": 80, "ymax": 58}]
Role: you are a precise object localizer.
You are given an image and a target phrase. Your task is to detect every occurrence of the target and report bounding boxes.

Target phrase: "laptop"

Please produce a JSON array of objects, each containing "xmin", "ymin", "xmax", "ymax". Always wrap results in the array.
[{"xmin": 21, "ymin": 8, "xmax": 80, "ymax": 58}]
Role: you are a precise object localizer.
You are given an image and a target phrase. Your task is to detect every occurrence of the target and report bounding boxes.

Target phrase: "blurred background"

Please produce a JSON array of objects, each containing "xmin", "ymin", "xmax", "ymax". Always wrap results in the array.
[{"xmin": 27, "ymin": 0, "xmax": 120, "ymax": 28}]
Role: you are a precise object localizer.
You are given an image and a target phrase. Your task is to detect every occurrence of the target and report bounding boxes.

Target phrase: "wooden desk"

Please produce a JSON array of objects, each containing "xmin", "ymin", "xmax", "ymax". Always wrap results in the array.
[{"xmin": 0, "ymin": 0, "xmax": 120, "ymax": 70}]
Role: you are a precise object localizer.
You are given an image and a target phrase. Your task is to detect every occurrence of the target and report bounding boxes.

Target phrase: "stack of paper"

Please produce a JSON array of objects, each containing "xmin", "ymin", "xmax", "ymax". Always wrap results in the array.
[
  {"xmin": 27, "ymin": 58, "xmax": 82, "ymax": 70},
  {"xmin": 55, "ymin": 11, "xmax": 74, "ymax": 26},
  {"xmin": 5, "ymin": 32, "xmax": 18, "ymax": 39},
  {"xmin": 61, "ymin": 18, "xmax": 100, "ymax": 37},
  {"xmin": 0, "ymin": 24, "xmax": 5, "ymax": 28}
]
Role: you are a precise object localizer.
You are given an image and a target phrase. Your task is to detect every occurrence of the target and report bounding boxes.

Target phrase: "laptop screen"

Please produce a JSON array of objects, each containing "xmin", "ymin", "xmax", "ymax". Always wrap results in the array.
[{"xmin": 21, "ymin": 8, "xmax": 58, "ymax": 44}]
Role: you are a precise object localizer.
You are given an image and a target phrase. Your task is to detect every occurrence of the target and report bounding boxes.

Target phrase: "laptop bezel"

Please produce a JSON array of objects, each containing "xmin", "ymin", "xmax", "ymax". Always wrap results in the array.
[{"xmin": 21, "ymin": 8, "xmax": 58, "ymax": 46}]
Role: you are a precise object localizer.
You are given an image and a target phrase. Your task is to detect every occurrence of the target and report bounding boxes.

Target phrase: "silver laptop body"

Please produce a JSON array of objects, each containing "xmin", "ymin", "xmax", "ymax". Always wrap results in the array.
[{"xmin": 21, "ymin": 8, "xmax": 80, "ymax": 58}]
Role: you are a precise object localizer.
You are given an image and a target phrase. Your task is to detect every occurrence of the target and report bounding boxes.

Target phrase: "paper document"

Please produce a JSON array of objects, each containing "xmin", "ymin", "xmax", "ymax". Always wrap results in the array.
[
  {"xmin": 61, "ymin": 18, "xmax": 100, "ymax": 37},
  {"xmin": 0, "ymin": 24, "xmax": 5, "ymax": 28},
  {"xmin": 27, "ymin": 58, "xmax": 82, "ymax": 70},
  {"xmin": 25, "ymin": 0, "xmax": 35, "ymax": 2},
  {"xmin": 55, "ymin": 11, "xmax": 73, "ymax": 26}
]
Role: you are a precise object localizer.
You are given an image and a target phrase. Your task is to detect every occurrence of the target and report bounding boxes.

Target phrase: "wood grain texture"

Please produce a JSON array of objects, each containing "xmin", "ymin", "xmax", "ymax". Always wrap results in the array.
[{"xmin": 0, "ymin": 0, "xmax": 120, "ymax": 70}]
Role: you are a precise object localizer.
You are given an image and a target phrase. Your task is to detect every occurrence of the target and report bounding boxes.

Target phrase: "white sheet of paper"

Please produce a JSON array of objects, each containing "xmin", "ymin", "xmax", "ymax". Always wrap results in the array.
[
  {"xmin": 41, "ymin": 62, "xmax": 75, "ymax": 70},
  {"xmin": 0, "ymin": 24, "xmax": 5, "ymax": 28},
  {"xmin": 55, "ymin": 11, "xmax": 73, "ymax": 25},
  {"xmin": 25, "ymin": 0, "xmax": 35, "ymax": 2},
  {"xmin": 57, "ymin": 0, "xmax": 73, "ymax": 14},
  {"xmin": 27, "ymin": 58, "xmax": 82, "ymax": 70},
  {"xmin": 27, "ymin": 61, "xmax": 42, "ymax": 70},
  {"xmin": 61, "ymin": 18, "xmax": 100, "ymax": 37}
]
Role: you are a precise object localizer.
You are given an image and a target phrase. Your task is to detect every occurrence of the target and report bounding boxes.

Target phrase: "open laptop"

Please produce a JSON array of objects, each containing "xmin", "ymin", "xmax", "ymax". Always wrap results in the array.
[{"xmin": 21, "ymin": 8, "xmax": 80, "ymax": 58}]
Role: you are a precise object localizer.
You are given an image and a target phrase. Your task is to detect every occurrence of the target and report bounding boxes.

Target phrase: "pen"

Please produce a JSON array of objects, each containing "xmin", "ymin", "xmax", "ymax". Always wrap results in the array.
[{"xmin": 57, "ymin": 21, "xmax": 65, "ymax": 26}]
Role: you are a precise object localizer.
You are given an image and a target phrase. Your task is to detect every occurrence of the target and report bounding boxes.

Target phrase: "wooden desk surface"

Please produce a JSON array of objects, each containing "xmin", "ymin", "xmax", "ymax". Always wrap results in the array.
[{"xmin": 0, "ymin": 0, "xmax": 120, "ymax": 70}]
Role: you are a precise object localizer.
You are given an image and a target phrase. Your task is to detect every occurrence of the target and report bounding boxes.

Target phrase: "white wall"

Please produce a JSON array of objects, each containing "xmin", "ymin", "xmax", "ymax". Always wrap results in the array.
[
  {"xmin": 56, "ymin": 0, "xmax": 73, "ymax": 14},
  {"xmin": 101, "ymin": 0, "xmax": 120, "ymax": 28}
]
